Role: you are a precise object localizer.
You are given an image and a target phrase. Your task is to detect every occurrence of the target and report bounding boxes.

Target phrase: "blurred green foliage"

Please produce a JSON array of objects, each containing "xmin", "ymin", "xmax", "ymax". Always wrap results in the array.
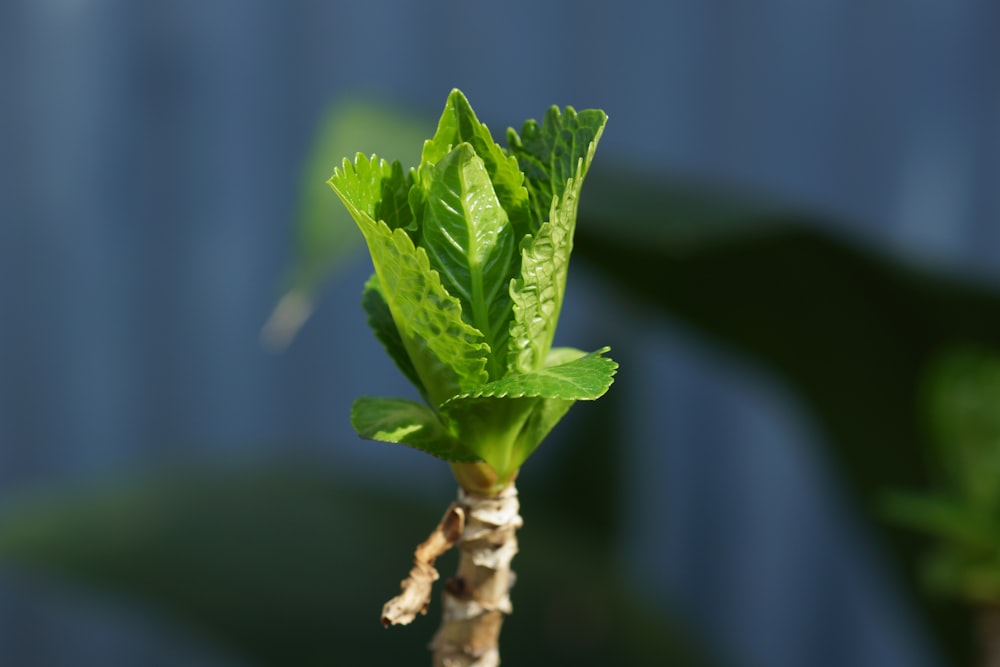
[
  {"xmin": 574, "ymin": 174, "xmax": 1000, "ymax": 664},
  {"xmin": 886, "ymin": 348, "xmax": 1000, "ymax": 603},
  {"xmin": 0, "ymin": 463, "xmax": 714, "ymax": 667},
  {"xmin": 261, "ymin": 97, "xmax": 428, "ymax": 349}
]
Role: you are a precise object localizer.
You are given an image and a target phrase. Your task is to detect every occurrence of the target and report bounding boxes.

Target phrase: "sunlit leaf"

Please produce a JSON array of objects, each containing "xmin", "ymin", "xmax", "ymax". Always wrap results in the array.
[
  {"xmin": 419, "ymin": 89, "xmax": 532, "ymax": 240},
  {"xmin": 415, "ymin": 144, "xmax": 518, "ymax": 377},
  {"xmin": 328, "ymin": 90, "xmax": 613, "ymax": 478},
  {"xmin": 330, "ymin": 155, "xmax": 490, "ymax": 404},
  {"xmin": 449, "ymin": 347, "xmax": 617, "ymax": 402}
]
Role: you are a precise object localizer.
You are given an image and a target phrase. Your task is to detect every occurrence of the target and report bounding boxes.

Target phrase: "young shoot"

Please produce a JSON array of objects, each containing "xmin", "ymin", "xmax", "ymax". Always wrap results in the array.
[
  {"xmin": 328, "ymin": 88, "xmax": 614, "ymax": 666},
  {"xmin": 329, "ymin": 89, "xmax": 615, "ymax": 494}
]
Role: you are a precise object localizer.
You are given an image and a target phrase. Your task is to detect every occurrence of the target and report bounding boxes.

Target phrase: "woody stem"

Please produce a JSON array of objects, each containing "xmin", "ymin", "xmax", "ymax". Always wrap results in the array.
[{"xmin": 430, "ymin": 486, "xmax": 522, "ymax": 667}]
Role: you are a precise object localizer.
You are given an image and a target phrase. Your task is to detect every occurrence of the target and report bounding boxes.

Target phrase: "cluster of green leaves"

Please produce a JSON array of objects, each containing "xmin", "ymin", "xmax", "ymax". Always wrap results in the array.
[
  {"xmin": 328, "ymin": 89, "xmax": 616, "ymax": 488},
  {"xmin": 885, "ymin": 348, "xmax": 1000, "ymax": 602}
]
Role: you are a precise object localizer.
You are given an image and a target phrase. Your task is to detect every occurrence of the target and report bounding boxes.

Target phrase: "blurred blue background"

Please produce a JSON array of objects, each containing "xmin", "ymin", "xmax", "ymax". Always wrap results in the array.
[{"xmin": 2, "ymin": 1, "xmax": 999, "ymax": 665}]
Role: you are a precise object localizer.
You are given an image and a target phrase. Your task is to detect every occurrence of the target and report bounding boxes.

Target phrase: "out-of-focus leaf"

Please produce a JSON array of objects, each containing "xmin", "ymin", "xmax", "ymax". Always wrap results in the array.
[
  {"xmin": 574, "ymin": 165, "xmax": 1000, "ymax": 664},
  {"xmin": 261, "ymin": 98, "xmax": 428, "ymax": 349},
  {"xmin": 921, "ymin": 544, "xmax": 1000, "ymax": 604},
  {"xmin": 0, "ymin": 464, "xmax": 720, "ymax": 667},
  {"xmin": 575, "ymin": 167, "xmax": 1000, "ymax": 504},
  {"xmin": 881, "ymin": 348, "xmax": 1000, "ymax": 606},
  {"xmin": 883, "ymin": 491, "xmax": 1000, "ymax": 602},
  {"xmin": 578, "ymin": 165, "xmax": 792, "ymax": 251},
  {"xmin": 883, "ymin": 492, "xmax": 1000, "ymax": 551},
  {"xmin": 926, "ymin": 347, "xmax": 1000, "ymax": 512}
]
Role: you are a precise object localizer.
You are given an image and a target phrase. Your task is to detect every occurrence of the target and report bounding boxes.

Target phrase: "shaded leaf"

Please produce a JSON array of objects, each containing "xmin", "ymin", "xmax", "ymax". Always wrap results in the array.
[
  {"xmin": 508, "ymin": 122, "xmax": 605, "ymax": 373},
  {"xmin": 351, "ymin": 396, "xmax": 479, "ymax": 462},
  {"xmin": 507, "ymin": 105, "xmax": 607, "ymax": 230},
  {"xmin": 361, "ymin": 275, "xmax": 427, "ymax": 399},
  {"xmin": 438, "ymin": 350, "xmax": 615, "ymax": 478},
  {"xmin": 374, "ymin": 159, "xmax": 417, "ymax": 232},
  {"xmin": 883, "ymin": 492, "xmax": 1000, "ymax": 551},
  {"xmin": 572, "ymin": 169, "xmax": 1000, "ymax": 664},
  {"xmin": 507, "ymin": 397, "xmax": 576, "ymax": 471}
]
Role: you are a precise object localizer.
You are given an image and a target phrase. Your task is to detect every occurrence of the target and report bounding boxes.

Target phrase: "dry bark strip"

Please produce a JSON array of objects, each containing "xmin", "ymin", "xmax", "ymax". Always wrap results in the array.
[
  {"xmin": 381, "ymin": 486, "xmax": 523, "ymax": 667},
  {"xmin": 382, "ymin": 502, "xmax": 465, "ymax": 627}
]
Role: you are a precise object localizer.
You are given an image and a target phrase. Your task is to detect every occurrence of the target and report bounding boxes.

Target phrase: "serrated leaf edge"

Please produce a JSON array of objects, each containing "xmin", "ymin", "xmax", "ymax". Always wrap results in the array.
[
  {"xmin": 350, "ymin": 396, "xmax": 481, "ymax": 463},
  {"xmin": 441, "ymin": 347, "xmax": 617, "ymax": 405}
]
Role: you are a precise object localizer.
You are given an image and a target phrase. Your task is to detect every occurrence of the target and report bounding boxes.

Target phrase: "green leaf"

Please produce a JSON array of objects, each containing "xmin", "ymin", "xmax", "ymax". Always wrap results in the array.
[
  {"xmin": 375, "ymin": 159, "xmax": 416, "ymax": 232},
  {"xmin": 451, "ymin": 347, "xmax": 617, "ymax": 402},
  {"xmin": 361, "ymin": 275, "xmax": 427, "ymax": 399},
  {"xmin": 438, "ymin": 396, "xmax": 540, "ymax": 479},
  {"xmin": 440, "ymin": 396, "xmax": 575, "ymax": 481},
  {"xmin": 328, "ymin": 153, "xmax": 411, "ymax": 232},
  {"xmin": 545, "ymin": 346, "xmax": 592, "ymax": 366},
  {"xmin": 351, "ymin": 396, "xmax": 479, "ymax": 462},
  {"xmin": 924, "ymin": 548, "xmax": 1000, "ymax": 604},
  {"xmin": 509, "ymin": 397, "xmax": 576, "ymax": 471},
  {"xmin": 330, "ymin": 155, "xmax": 490, "ymax": 404},
  {"xmin": 507, "ymin": 181, "xmax": 584, "ymax": 374},
  {"xmin": 883, "ymin": 492, "xmax": 1000, "ymax": 551},
  {"xmin": 927, "ymin": 348, "xmax": 1000, "ymax": 513},
  {"xmin": 440, "ymin": 349, "xmax": 617, "ymax": 478},
  {"xmin": 326, "ymin": 91, "xmax": 615, "ymax": 475},
  {"xmin": 366, "ymin": 223, "xmax": 490, "ymax": 404},
  {"xmin": 415, "ymin": 143, "xmax": 518, "ymax": 378},
  {"xmin": 507, "ymin": 105, "xmax": 607, "ymax": 230},
  {"xmin": 506, "ymin": 110, "xmax": 606, "ymax": 374},
  {"xmin": 420, "ymin": 89, "xmax": 532, "ymax": 240}
]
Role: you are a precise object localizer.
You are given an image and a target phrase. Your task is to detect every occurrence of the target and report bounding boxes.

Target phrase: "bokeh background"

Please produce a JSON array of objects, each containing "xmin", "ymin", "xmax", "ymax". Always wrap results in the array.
[{"xmin": 2, "ymin": 2, "xmax": 999, "ymax": 666}]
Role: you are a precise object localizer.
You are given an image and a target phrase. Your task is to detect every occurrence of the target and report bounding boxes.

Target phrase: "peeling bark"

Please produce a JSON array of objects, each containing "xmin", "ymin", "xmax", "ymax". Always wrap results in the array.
[
  {"xmin": 382, "ymin": 502, "xmax": 465, "ymax": 627},
  {"xmin": 381, "ymin": 486, "xmax": 522, "ymax": 665},
  {"xmin": 430, "ymin": 486, "xmax": 522, "ymax": 667}
]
